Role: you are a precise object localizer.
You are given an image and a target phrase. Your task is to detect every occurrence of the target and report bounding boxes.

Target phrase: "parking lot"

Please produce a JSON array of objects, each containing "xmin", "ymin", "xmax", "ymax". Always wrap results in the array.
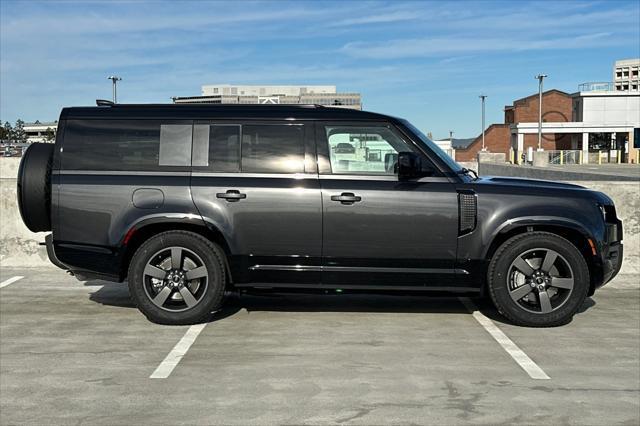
[{"xmin": 1, "ymin": 268, "xmax": 638, "ymax": 425}]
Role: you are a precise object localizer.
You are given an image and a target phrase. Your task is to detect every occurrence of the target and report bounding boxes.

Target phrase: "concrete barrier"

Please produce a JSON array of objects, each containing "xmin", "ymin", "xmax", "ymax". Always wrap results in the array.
[
  {"xmin": 1, "ymin": 157, "xmax": 50, "ymax": 267},
  {"xmin": 1, "ymin": 157, "xmax": 638, "ymax": 276},
  {"xmin": 477, "ymin": 151, "xmax": 505, "ymax": 164}
]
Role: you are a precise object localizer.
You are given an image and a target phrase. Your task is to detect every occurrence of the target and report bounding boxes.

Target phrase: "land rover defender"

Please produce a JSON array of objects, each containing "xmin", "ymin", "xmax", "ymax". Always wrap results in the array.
[{"xmin": 17, "ymin": 104, "xmax": 623, "ymax": 326}]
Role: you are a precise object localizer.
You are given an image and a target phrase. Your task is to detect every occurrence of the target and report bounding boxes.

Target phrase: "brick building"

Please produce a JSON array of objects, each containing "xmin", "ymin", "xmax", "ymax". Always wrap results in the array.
[{"xmin": 456, "ymin": 90, "xmax": 573, "ymax": 162}]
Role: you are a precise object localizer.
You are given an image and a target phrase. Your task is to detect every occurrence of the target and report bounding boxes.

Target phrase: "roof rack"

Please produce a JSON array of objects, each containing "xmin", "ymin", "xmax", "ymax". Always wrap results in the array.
[
  {"xmin": 94, "ymin": 101, "xmax": 328, "ymax": 108},
  {"xmin": 96, "ymin": 99, "xmax": 115, "ymax": 106}
]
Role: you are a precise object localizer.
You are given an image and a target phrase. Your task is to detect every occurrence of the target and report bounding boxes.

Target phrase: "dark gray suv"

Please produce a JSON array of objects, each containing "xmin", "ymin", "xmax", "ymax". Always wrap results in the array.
[{"xmin": 17, "ymin": 104, "xmax": 623, "ymax": 326}]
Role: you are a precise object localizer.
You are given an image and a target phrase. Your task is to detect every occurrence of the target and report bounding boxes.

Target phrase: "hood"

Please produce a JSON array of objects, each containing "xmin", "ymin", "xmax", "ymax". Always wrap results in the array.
[{"xmin": 475, "ymin": 176, "xmax": 586, "ymax": 190}]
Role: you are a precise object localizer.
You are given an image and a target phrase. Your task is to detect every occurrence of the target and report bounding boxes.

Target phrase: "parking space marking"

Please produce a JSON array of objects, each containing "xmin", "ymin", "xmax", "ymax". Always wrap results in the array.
[
  {"xmin": 459, "ymin": 297, "xmax": 550, "ymax": 380},
  {"xmin": 0, "ymin": 276, "xmax": 24, "ymax": 289},
  {"xmin": 150, "ymin": 323, "xmax": 207, "ymax": 379}
]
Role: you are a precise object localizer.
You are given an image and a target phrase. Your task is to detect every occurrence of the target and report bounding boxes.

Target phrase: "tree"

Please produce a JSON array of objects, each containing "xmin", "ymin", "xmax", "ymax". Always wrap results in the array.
[
  {"xmin": 43, "ymin": 127, "xmax": 56, "ymax": 142},
  {"xmin": 13, "ymin": 119, "xmax": 27, "ymax": 143},
  {"xmin": 2, "ymin": 121, "xmax": 13, "ymax": 142}
]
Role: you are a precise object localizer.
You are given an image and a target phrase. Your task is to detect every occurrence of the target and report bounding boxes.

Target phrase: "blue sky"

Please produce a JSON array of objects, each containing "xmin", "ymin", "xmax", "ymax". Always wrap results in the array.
[{"xmin": 1, "ymin": 0, "xmax": 638, "ymax": 138}]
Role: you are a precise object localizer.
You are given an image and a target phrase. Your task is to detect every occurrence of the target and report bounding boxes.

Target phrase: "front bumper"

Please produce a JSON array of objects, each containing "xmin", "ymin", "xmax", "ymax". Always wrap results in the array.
[{"xmin": 597, "ymin": 219, "xmax": 624, "ymax": 289}]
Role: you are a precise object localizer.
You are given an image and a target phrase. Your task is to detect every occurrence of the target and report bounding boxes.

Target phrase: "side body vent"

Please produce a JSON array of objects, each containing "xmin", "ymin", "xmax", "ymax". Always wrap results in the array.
[{"xmin": 458, "ymin": 191, "xmax": 477, "ymax": 235}]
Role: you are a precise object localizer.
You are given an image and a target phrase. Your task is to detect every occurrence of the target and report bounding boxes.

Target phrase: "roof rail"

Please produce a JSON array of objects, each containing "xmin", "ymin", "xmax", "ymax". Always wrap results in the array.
[{"xmin": 96, "ymin": 99, "xmax": 115, "ymax": 107}]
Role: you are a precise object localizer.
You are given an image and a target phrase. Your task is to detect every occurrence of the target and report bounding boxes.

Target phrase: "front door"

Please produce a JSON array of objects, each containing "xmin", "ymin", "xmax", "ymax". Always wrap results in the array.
[{"xmin": 317, "ymin": 122, "xmax": 459, "ymax": 288}]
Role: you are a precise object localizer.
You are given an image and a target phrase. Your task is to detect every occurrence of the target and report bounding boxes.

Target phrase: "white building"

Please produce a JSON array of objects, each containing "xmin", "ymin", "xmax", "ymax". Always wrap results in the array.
[
  {"xmin": 174, "ymin": 84, "xmax": 362, "ymax": 109},
  {"xmin": 202, "ymin": 84, "xmax": 336, "ymax": 97},
  {"xmin": 613, "ymin": 58, "xmax": 640, "ymax": 92},
  {"xmin": 23, "ymin": 121, "xmax": 58, "ymax": 142},
  {"xmin": 432, "ymin": 138, "xmax": 455, "ymax": 159}
]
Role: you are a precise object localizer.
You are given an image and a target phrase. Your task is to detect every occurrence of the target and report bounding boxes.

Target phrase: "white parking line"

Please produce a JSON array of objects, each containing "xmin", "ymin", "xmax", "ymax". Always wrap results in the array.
[
  {"xmin": 459, "ymin": 297, "xmax": 550, "ymax": 380},
  {"xmin": 0, "ymin": 276, "xmax": 24, "ymax": 289},
  {"xmin": 150, "ymin": 323, "xmax": 207, "ymax": 379}
]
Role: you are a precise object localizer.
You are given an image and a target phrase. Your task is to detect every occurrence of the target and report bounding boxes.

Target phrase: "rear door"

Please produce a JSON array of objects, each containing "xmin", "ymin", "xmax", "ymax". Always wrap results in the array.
[
  {"xmin": 317, "ymin": 122, "xmax": 459, "ymax": 288},
  {"xmin": 190, "ymin": 121, "xmax": 322, "ymax": 285}
]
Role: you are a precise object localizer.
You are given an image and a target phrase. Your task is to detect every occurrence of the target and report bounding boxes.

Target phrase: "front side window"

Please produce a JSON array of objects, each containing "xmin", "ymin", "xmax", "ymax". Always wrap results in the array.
[{"xmin": 324, "ymin": 126, "xmax": 414, "ymax": 175}]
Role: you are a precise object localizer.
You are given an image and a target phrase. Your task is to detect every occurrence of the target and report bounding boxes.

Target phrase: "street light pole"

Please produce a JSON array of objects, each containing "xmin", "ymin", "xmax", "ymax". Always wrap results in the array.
[
  {"xmin": 107, "ymin": 76, "xmax": 122, "ymax": 103},
  {"xmin": 479, "ymin": 95, "xmax": 487, "ymax": 151},
  {"xmin": 535, "ymin": 74, "xmax": 547, "ymax": 151}
]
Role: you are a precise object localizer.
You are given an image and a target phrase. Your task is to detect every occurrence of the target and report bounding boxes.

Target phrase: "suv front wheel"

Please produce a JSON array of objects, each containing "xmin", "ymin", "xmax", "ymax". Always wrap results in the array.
[
  {"xmin": 488, "ymin": 231, "xmax": 590, "ymax": 327},
  {"xmin": 128, "ymin": 231, "xmax": 226, "ymax": 325}
]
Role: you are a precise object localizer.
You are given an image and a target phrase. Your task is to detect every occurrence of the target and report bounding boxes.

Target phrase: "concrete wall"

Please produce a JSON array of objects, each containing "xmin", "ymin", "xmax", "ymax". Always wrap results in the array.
[{"xmin": 0, "ymin": 158, "xmax": 50, "ymax": 267}]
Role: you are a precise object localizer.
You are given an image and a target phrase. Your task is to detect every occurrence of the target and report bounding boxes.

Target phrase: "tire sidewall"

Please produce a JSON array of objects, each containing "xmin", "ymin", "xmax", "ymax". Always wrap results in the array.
[
  {"xmin": 489, "ymin": 233, "xmax": 589, "ymax": 327},
  {"xmin": 17, "ymin": 143, "xmax": 53, "ymax": 232},
  {"xmin": 128, "ymin": 232, "xmax": 225, "ymax": 325}
]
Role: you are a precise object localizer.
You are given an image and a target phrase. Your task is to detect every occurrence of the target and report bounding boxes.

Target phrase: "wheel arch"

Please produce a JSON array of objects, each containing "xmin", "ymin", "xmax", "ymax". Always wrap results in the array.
[
  {"xmin": 484, "ymin": 219, "xmax": 601, "ymax": 296},
  {"xmin": 119, "ymin": 218, "xmax": 233, "ymax": 283}
]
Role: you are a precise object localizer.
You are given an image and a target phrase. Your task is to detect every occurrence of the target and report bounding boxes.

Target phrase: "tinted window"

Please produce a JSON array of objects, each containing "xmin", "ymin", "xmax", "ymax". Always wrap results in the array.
[
  {"xmin": 192, "ymin": 124, "xmax": 240, "ymax": 172},
  {"xmin": 63, "ymin": 120, "xmax": 192, "ymax": 171},
  {"xmin": 211, "ymin": 125, "xmax": 240, "ymax": 172},
  {"xmin": 241, "ymin": 124, "xmax": 305, "ymax": 173}
]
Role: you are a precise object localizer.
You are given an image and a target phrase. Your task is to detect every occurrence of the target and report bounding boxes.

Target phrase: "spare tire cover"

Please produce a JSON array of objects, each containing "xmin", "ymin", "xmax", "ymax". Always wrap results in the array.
[{"xmin": 17, "ymin": 143, "xmax": 54, "ymax": 232}]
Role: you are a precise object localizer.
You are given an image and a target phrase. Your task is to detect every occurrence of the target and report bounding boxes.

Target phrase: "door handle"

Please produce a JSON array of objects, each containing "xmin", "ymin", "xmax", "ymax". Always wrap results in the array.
[
  {"xmin": 216, "ymin": 190, "xmax": 246, "ymax": 202},
  {"xmin": 330, "ymin": 192, "xmax": 362, "ymax": 205}
]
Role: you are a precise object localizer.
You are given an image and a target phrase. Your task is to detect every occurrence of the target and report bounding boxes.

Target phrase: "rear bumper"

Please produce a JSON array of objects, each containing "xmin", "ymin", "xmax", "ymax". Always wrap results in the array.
[
  {"xmin": 45, "ymin": 234, "xmax": 120, "ymax": 282},
  {"xmin": 45, "ymin": 233, "xmax": 70, "ymax": 270}
]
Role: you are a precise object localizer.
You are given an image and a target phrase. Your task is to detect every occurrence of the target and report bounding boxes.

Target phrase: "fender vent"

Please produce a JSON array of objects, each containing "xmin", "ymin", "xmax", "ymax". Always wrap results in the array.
[{"xmin": 458, "ymin": 192, "xmax": 477, "ymax": 235}]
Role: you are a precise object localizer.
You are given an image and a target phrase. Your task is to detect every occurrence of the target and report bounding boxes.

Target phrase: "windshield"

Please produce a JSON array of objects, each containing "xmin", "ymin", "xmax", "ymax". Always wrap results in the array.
[{"xmin": 400, "ymin": 119, "xmax": 462, "ymax": 172}]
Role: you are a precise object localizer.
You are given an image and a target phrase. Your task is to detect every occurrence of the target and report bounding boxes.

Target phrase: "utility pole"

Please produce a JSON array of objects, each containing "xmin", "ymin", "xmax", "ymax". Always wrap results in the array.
[
  {"xmin": 535, "ymin": 74, "xmax": 547, "ymax": 151},
  {"xmin": 107, "ymin": 76, "xmax": 122, "ymax": 103},
  {"xmin": 479, "ymin": 95, "xmax": 487, "ymax": 151}
]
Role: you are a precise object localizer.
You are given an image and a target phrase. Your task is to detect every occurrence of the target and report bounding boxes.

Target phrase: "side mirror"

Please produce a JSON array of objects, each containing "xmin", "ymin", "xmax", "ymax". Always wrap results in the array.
[{"xmin": 397, "ymin": 152, "xmax": 423, "ymax": 180}]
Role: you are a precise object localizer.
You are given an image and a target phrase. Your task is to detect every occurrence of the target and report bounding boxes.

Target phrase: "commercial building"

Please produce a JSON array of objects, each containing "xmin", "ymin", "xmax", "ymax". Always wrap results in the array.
[
  {"xmin": 173, "ymin": 85, "xmax": 362, "ymax": 109},
  {"xmin": 456, "ymin": 90, "xmax": 574, "ymax": 162},
  {"xmin": 23, "ymin": 121, "xmax": 58, "ymax": 142},
  {"xmin": 613, "ymin": 58, "xmax": 640, "ymax": 92},
  {"xmin": 456, "ymin": 59, "xmax": 640, "ymax": 164}
]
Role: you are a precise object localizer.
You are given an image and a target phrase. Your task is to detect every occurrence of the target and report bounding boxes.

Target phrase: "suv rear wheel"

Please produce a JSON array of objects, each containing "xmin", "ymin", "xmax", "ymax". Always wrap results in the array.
[
  {"xmin": 488, "ymin": 231, "xmax": 589, "ymax": 327},
  {"xmin": 128, "ymin": 231, "xmax": 226, "ymax": 325}
]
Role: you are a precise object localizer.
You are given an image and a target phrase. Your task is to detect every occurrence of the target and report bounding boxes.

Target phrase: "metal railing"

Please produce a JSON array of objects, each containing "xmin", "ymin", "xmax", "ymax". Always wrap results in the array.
[
  {"xmin": 578, "ymin": 82, "xmax": 614, "ymax": 92},
  {"xmin": 546, "ymin": 150, "xmax": 582, "ymax": 165}
]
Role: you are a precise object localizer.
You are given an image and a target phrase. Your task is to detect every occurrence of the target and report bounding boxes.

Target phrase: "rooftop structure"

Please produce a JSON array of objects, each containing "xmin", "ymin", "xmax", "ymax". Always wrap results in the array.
[{"xmin": 173, "ymin": 84, "xmax": 362, "ymax": 110}]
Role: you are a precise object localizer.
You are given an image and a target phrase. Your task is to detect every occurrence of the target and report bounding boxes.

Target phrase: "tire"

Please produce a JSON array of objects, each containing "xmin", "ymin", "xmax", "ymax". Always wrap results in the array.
[
  {"xmin": 128, "ymin": 231, "xmax": 226, "ymax": 325},
  {"xmin": 17, "ymin": 143, "xmax": 54, "ymax": 232},
  {"xmin": 488, "ymin": 231, "xmax": 589, "ymax": 327}
]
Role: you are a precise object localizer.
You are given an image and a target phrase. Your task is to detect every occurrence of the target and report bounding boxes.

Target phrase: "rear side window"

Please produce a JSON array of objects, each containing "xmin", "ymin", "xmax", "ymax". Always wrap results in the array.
[
  {"xmin": 63, "ymin": 120, "xmax": 192, "ymax": 171},
  {"xmin": 241, "ymin": 124, "xmax": 305, "ymax": 173},
  {"xmin": 192, "ymin": 123, "xmax": 306, "ymax": 174},
  {"xmin": 192, "ymin": 124, "xmax": 240, "ymax": 172}
]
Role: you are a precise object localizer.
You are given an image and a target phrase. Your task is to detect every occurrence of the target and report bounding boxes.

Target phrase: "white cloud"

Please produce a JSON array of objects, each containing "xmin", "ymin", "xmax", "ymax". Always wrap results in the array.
[{"xmin": 342, "ymin": 32, "xmax": 621, "ymax": 59}]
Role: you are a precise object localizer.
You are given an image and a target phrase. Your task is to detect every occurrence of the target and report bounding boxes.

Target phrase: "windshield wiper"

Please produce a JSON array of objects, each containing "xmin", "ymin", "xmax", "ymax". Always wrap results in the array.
[{"xmin": 457, "ymin": 168, "xmax": 478, "ymax": 180}]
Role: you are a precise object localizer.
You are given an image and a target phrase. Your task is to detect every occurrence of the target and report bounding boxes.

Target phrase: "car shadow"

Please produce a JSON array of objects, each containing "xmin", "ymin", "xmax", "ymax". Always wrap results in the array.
[
  {"xmin": 476, "ymin": 295, "xmax": 597, "ymax": 326},
  {"xmin": 86, "ymin": 281, "xmax": 597, "ymax": 326}
]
